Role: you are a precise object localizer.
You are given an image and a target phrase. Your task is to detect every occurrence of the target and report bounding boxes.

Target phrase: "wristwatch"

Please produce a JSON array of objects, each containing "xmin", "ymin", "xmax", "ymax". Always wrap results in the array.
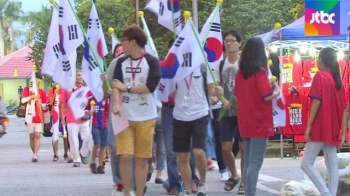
[{"xmin": 127, "ymin": 85, "xmax": 132, "ymax": 93}]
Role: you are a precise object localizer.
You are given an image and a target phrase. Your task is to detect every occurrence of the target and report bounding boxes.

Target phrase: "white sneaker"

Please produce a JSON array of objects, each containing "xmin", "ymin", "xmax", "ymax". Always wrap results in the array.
[
  {"xmin": 220, "ymin": 171, "xmax": 229, "ymax": 182},
  {"xmin": 183, "ymin": 193, "xmax": 192, "ymax": 196},
  {"xmin": 111, "ymin": 190, "xmax": 123, "ymax": 196},
  {"xmin": 197, "ymin": 183, "xmax": 208, "ymax": 196}
]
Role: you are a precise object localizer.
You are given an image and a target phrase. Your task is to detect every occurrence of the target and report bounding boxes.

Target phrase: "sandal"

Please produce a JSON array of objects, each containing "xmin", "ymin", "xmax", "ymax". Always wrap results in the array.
[
  {"xmin": 224, "ymin": 178, "xmax": 240, "ymax": 191},
  {"xmin": 237, "ymin": 185, "xmax": 245, "ymax": 195}
]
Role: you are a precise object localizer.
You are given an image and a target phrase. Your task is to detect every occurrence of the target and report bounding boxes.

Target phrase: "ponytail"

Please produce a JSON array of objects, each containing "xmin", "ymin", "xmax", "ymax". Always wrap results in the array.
[
  {"xmin": 330, "ymin": 62, "xmax": 342, "ymax": 90},
  {"xmin": 318, "ymin": 47, "xmax": 342, "ymax": 90}
]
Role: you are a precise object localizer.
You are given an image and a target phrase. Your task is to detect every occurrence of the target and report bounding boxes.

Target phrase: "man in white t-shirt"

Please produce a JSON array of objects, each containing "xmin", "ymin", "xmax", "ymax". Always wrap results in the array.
[
  {"xmin": 111, "ymin": 25, "xmax": 161, "ymax": 196},
  {"xmin": 172, "ymin": 63, "xmax": 216, "ymax": 196},
  {"xmin": 215, "ymin": 30, "xmax": 245, "ymax": 194}
]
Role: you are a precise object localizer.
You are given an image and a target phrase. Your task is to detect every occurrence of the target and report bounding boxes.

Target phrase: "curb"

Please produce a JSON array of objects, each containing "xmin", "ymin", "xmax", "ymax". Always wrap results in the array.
[{"xmin": 338, "ymin": 178, "xmax": 350, "ymax": 196}]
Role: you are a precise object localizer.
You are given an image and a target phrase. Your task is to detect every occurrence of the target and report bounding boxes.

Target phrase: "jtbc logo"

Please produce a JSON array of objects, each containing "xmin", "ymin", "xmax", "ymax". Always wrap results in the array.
[{"xmin": 310, "ymin": 11, "xmax": 335, "ymax": 24}]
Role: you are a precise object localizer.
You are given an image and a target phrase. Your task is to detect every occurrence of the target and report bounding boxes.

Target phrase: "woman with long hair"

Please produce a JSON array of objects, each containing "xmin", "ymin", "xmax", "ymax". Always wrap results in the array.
[
  {"xmin": 234, "ymin": 37, "xmax": 280, "ymax": 196},
  {"xmin": 301, "ymin": 47, "xmax": 347, "ymax": 196}
]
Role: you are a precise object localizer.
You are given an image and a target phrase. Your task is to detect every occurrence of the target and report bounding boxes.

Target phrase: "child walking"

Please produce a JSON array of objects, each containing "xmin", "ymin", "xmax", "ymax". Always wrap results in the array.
[
  {"xmin": 301, "ymin": 47, "xmax": 347, "ymax": 196},
  {"xmin": 88, "ymin": 98, "xmax": 110, "ymax": 174}
]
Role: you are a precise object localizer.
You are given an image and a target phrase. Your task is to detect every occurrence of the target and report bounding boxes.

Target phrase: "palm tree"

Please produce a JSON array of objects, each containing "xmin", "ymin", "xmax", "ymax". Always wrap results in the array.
[{"xmin": 0, "ymin": 0, "xmax": 23, "ymax": 57}]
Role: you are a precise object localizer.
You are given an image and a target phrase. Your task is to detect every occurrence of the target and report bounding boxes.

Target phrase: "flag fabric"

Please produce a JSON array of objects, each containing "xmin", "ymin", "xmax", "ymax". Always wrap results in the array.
[
  {"xmin": 51, "ymin": 92, "xmax": 60, "ymax": 143},
  {"xmin": 111, "ymin": 98, "xmax": 129, "ymax": 135},
  {"xmin": 156, "ymin": 18, "xmax": 204, "ymax": 101},
  {"xmin": 158, "ymin": 0, "xmax": 182, "ymax": 35},
  {"xmin": 200, "ymin": 6, "xmax": 223, "ymax": 70},
  {"xmin": 53, "ymin": 0, "xmax": 84, "ymax": 90},
  {"xmin": 67, "ymin": 86, "xmax": 91, "ymax": 119},
  {"xmin": 111, "ymin": 34, "xmax": 119, "ymax": 52},
  {"xmin": 267, "ymin": 64, "xmax": 286, "ymax": 127},
  {"xmin": 25, "ymin": 71, "xmax": 38, "ymax": 124},
  {"xmin": 261, "ymin": 29, "xmax": 276, "ymax": 46},
  {"xmin": 81, "ymin": 2, "xmax": 107, "ymax": 102},
  {"xmin": 42, "ymin": 6, "xmax": 59, "ymax": 77},
  {"xmin": 142, "ymin": 18, "xmax": 159, "ymax": 58},
  {"xmin": 144, "ymin": 0, "xmax": 159, "ymax": 15}
]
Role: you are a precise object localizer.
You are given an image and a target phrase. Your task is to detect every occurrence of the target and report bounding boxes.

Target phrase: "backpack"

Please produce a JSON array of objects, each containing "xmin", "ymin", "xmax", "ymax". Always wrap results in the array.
[
  {"xmin": 200, "ymin": 63, "xmax": 213, "ymax": 119},
  {"xmin": 218, "ymin": 58, "xmax": 226, "ymax": 84}
]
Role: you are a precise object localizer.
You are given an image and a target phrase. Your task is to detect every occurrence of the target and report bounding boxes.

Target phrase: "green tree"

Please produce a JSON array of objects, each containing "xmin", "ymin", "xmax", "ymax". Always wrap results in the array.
[
  {"xmin": 290, "ymin": 0, "xmax": 304, "ymax": 19},
  {"xmin": 0, "ymin": 0, "xmax": 23, "ymax": 57}
]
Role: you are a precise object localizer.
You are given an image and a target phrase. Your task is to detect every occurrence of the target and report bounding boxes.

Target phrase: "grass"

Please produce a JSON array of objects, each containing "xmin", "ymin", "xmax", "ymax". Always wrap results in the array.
[{"xmin": 343, "ymin": 175, "xmax": 350, "ymax": 180}]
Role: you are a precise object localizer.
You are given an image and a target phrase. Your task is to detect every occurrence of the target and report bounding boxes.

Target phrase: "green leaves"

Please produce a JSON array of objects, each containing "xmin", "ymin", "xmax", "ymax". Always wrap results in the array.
[{"xmin": 27, "ymin": 0, "xmax": 303, "ymax": 68}]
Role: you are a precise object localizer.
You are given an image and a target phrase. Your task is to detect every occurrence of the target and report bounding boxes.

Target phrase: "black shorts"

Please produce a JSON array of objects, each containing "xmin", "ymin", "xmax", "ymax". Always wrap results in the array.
[
  {"xmin": 220, "ymin": 116, "xmax": 242, "ymax": 142},
  {"xmin": 173, "ymin": 115, "xmax": 209, "ymax": 152}
]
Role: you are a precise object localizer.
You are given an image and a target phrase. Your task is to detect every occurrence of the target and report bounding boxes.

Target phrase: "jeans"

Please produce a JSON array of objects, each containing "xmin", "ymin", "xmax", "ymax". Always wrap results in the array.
[
  {"xmin": 243, "ymin": 137, "xmax": 268, "ymax": 196},
  {"xmin": 211, "ymin": 108, "xmax": 227, "ymax": 173},
  {"xmin": 162, "ymin": 106, "xmax": 198, "ymax": 190},
  {"xmin": 205, "ymin": 121, "xmax": 216, "ymax": 159},
  {"xmin": 301, "ymin": 142, "xmax": 338, "ymax": 196},
  {"xmin": 154, "ymin": 128, "xmax": 166, "ymax": 170},
  {"xmin": 107, "ymin": 119, "xmax": 121, "ymax": 184}
]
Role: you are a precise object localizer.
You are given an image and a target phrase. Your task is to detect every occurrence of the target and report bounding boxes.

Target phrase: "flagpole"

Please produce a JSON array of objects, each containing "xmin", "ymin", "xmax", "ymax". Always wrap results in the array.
[
  {"xmin": 170, "ymin": 0, "xmax": 177, "ymax": 41},
  {"xmin": 136, "ymin": 0, "xmax": 140, "ymax": 25},
  {"xmin": 191, "ymin": 0, "xmax": 198, "ymax": 29},
  {"xmin": 66, "ymin": 0, "xmax": 111, "ymax": 89},
  {"xmin": 138, "ymin": 11, "xmax": 157, "ymax": 57},
  {"xmin": 107, "ymin": 27, "xmax": 120, "ymax": 42},
  {"xmin": 32, "ymin": 65, "xmax": 44, "ymax": 132}
]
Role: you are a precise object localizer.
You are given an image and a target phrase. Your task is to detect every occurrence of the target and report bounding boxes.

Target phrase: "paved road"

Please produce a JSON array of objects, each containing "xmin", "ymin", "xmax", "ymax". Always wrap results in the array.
[{"xmin": 0, "ymin": 115, "xmax": 306, "ymax": 196}]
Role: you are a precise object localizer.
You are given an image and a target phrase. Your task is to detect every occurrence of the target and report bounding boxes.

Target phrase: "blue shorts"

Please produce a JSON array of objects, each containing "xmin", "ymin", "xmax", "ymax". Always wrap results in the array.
[{"xmin": 92, "ymin": 126, "xmax": 108, "ymax": 147}]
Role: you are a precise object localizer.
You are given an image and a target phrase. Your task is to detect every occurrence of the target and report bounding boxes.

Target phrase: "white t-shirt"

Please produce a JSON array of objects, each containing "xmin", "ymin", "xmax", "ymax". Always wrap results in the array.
[
  {"xmin": 214, "ymin": 58, "xmax": 239, "ymax": 116},
  {"xmin": 173, "ymin": 66, "xmax": 214, "ymax": 121},
  {"xmin": 113, "ymin": 54, "xmax": 160, "ymax": 121}
]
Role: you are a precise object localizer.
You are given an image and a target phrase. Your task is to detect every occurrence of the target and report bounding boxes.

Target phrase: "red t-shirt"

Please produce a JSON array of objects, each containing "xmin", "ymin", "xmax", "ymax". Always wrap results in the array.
[
  {"xmin": 235, "ymin": 69, "xmax": 274, "ymax": 138},
  {"xmin": 281, "ymin": 94, "xmax": 309, "ymax": 135},
  {"xmin": 293, "ymin": 61, "xmax": 303, "ymax": 87},
  {"xmin": 86, "ymin": 98, "xmax": 109, "ymax": 128},
  {"xmin": 22, "ymin": 86, "xmax": 48, "ymax": 123},
  {"xmin": 302, "ymin": 59, "xmax": 316, "ymax": 84},
  {"xmin": 308, "ymin": 71, "xmax": 346, "ymax": 146}
]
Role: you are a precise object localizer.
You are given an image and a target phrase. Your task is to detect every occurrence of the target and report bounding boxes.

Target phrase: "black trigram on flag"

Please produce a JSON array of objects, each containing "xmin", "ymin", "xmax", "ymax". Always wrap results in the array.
[
  {"xmin": 182, "ymin": 53, "xmax": 192, "ymax": 67},
  {"xmin": 174, "ymin": 16, "xmax": 181, "ymax": 28},
  {"xmin": 158, "ymin": 83, "xmax": 165, "ymax": 93},
  {"xmin": 75, "ymin": 90, "xmax": 84, "ymax": 99},
  {"xmin": 80, "ymin": 102, "xmax": 87, "ymax": 109},
  {"xmin": 88, "ymin": 55, "xmax": 98, "ymax": 71},
  {"xmin": 68, "ymin": 25, "xmax": 79, "ymax": 40},
  {"xmin": 53, "ymin": 43, "xmax": 60, "ymax": 59},
  {"xmin": 95, "ymin": 19, "xmax": 100, "ymax": 29},
  {"xmin": 59, "ymin": 7, "xmax": 63, "ymax": 18},
  {"xmin": 62, "ymin": 60, "xmax": 71, "ymax": 72},
  {"xmin": 88, "ymin": 18, "xmax": 92, "ymax": 29},
  {"xmin": 210, "ymin": 22, "xmax": 221, "ymax": 33},
  {"xmin": 159, "ymin": 2, "xmax": 165, "ymax": 16},
  {"xmin": 54, "ymin": 100, "xmax": 58, "ymax": 107},
  {"xmin": 174, "ymin": 37, "xmax": 184, "ymax": 47}
]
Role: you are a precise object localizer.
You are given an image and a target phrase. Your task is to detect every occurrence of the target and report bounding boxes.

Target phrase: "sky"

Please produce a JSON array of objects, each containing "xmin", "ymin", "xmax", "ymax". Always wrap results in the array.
[{"xmin": 12, "ymin": 0, "xmax": 49, "ymax": 48}]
